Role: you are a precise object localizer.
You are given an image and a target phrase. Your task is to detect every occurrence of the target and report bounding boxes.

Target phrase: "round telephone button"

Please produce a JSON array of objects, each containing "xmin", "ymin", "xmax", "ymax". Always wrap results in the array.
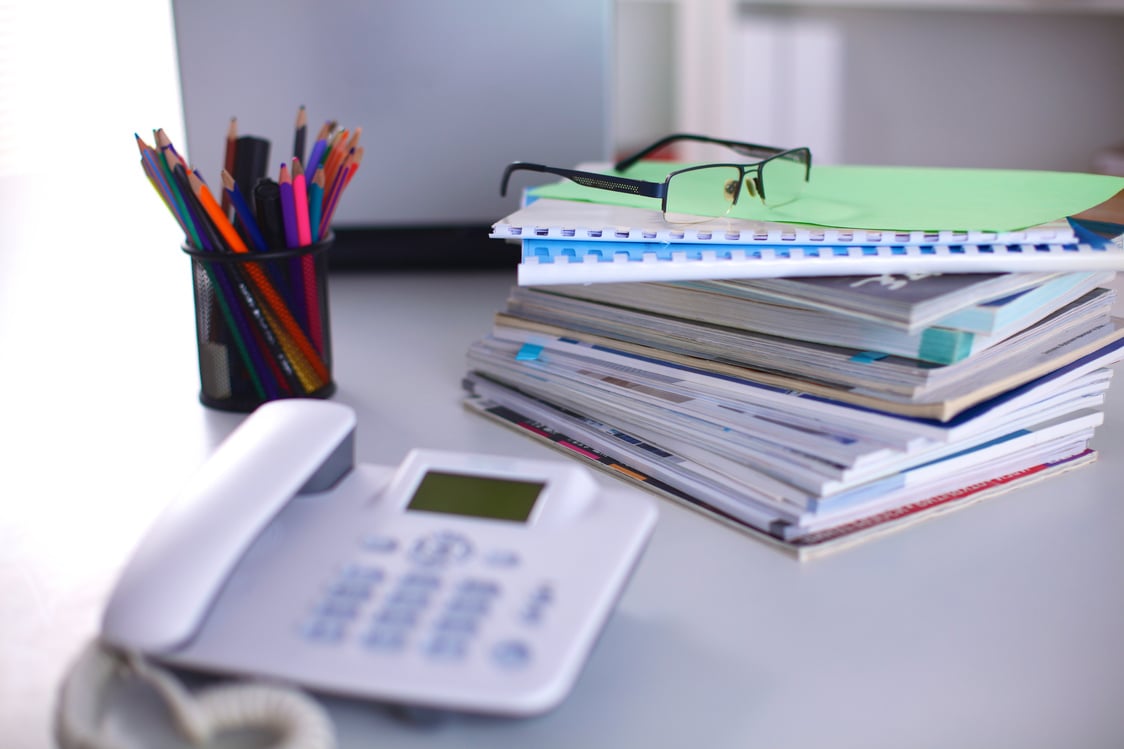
[{"xmin": 410, "ymin": 532, "xmax": 472, "ymax": 566}]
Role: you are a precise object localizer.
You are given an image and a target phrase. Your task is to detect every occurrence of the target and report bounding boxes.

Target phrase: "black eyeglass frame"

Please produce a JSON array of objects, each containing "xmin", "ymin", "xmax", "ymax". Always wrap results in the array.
[{"xmin": 499, "ymin": 133, "xmax": 812, "ymax": 214}]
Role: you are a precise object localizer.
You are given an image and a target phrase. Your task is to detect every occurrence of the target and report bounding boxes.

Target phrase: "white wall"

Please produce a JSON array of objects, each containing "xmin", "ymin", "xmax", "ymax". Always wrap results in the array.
[{"xmin": 615, "ymin": 0, "xmax": 1124, "ymax": 171}]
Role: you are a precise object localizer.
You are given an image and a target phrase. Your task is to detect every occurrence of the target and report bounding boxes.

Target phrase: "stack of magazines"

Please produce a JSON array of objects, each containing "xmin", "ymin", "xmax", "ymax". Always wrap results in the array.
[{"xmin": 463, "ymin": 170, "xmax": 1124, "ymax": 559}]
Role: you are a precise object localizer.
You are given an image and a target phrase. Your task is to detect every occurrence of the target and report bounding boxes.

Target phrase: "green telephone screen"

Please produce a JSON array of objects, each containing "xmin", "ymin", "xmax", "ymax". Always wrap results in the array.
[{"xmin": 406, "ymin": 470, "xmax": 545, "ymax": 523}]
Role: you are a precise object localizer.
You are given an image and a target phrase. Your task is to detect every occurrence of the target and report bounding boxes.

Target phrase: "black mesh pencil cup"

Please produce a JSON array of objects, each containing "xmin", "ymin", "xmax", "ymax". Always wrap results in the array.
[{"xmin": 183, "ymin": 235, "xmax": 335, "ymax": 411}]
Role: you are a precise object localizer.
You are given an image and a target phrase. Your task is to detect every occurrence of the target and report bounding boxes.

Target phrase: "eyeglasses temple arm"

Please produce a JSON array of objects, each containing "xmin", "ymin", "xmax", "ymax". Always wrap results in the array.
[
  {"xmin": 500, "ymin": 162, "xmax": 664, "ymax": 199},
  {"xmin": 615, "ymin": 134, "xmax": 793, "ymax": 171},
  {"xmin": 614, "ymin": 134, "xmax": 698, "ymax": 172}
]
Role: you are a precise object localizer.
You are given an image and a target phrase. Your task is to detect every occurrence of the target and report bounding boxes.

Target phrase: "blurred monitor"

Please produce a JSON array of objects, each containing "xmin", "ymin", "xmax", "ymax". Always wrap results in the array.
[{"xmin": 171, "ymin": 0, "xmax": 612, "ymax": 269}]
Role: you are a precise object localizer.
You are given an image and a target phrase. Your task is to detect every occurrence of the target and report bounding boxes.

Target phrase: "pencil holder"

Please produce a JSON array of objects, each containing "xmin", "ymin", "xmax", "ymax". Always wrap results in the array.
[{"xmin": 182, "ymin": 235, "xmax": 335, "ymax": 412}]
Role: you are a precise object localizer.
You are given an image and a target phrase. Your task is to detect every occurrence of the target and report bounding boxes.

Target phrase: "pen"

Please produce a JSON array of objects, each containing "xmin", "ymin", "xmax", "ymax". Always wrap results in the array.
[
  {"xmin": 252, "ymin": 178, "xmax": 287, "ymax": 251},
  {"xmin": 233, "ymin": 135, "xmax": 270, "ymax": 209}
]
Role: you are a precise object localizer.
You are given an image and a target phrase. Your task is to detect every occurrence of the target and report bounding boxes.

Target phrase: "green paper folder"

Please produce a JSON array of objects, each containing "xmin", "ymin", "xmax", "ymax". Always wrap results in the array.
[{"xmin": 529, "ymin": 161, "xmax": 1124, "ymax": 233}]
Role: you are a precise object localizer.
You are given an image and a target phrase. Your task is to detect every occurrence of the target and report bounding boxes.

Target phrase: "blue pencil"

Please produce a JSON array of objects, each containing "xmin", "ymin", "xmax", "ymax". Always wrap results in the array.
[
  {"xmin": 304, "ymin": 120, "xmax": 331, "ymax": 180},
  {"xmin": 308, "ymin": 166, "xmax": 325, "ymax": 243},
  {"xmin": 221, "ymin": 170, "xmax": 269, "ymax": 251}
]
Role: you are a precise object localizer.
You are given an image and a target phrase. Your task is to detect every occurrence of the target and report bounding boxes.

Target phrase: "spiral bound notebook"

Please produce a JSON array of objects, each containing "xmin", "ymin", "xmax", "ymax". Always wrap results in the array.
[{"xmin": 493, "ymin": 199, "xmax": 1124, "ymax": 286}]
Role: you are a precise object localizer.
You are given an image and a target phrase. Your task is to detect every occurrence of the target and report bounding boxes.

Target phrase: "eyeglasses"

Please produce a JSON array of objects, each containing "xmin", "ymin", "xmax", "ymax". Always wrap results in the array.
[{"xmin": 500, "ymin": 133, "xmax": 812, "ymax": 223}]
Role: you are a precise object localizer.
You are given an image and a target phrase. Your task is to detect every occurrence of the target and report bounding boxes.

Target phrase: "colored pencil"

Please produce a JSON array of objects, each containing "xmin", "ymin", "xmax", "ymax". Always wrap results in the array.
[
  {"xmin": 221, "ymin": 170, "xmax": 269, "ymax": 252},
  {"xmin": 137, "ymin": 114, "xmax": 360, "ymax": 405},
  {"xmin": 292, "ymin": 157, "xmax": 322, "ymax": 352},
  {"xmin": 152, "ymin": 136, "xmax": 203, "ymax": 250},
  {"xmin": 187, "ymin": 169, "xmax": 330, "ymax": 390},
  {"xmin": 308, "ymin": 166, "xmax": 325, "ymax": 243},
  {"xmin": 323, "ymin": 128, "xmax": 349, "ymax": 189},
  {"xmin": 278, "ymin": 161, "xmax": 309, "ymax": 337},
  {"xmin": 319, "ymin": 149, "xmax": 354, "ymax": 237},
  {"xmin": 278, "ymin": 162, "xmax": 299, "ymax": 249},
  {"xmin": 221, "ymin": 117, "xmax": 237, "ymax": 216},
  {"xmin": 136, "ymin": 134, "xmax": 187, "ymax": 235},
  {"xmin": 291, "ymin": 158, "xmax": 312, "ymax": 247},
  {"xmin": 293, "ymin": 105, "xmax": 307, "ymax": 164},
  {"xmin": 140, "ymin": 144, "xmax": 274, "ymax": 400},
  {"xmin": 173, "ymin": 164, "xmax": 294, "ymax": 396},
  {"xmin": 304, "ymin": 120, "xmax": 332, "ymax": 178},
  {"xmin": 344, "ymin": 145, "xmax": 364, "ymax": 190}
]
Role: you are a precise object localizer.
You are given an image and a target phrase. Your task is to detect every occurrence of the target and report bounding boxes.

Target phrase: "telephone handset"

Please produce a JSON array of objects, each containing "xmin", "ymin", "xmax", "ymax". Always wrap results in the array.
[{"xmin": 99, "ymin": 399, "xmax": 657, "ymax": 716}]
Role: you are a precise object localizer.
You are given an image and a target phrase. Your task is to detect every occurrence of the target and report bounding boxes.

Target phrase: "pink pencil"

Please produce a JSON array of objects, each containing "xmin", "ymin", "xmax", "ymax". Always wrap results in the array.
[
  {"xmin": 291, "ymin": 158, "xmax": 312, "ymax": 246},
  {"xmin": 292, "ymin": 158, "xmax": 322, "ymax": 353}
]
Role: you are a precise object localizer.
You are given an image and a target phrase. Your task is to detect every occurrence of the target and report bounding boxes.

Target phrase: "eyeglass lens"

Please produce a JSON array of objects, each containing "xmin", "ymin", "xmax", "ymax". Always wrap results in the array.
[
  {"xmin": 758, "ymin": 150, "xmax": 809, "ymax": 208},
  {"xmin": 663, "ymin": 165, "xmax": 744, "ymax": 223},
  {"xmin": 662, "ymin": 150, "xmax": 809, "ymax": 223}
]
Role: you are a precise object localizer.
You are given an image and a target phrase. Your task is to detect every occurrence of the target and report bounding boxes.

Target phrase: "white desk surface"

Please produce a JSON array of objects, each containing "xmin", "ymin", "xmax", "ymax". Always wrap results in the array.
[{"xmin": 3, "ymin": 174, "xmax": 1124, "ymax": 749}]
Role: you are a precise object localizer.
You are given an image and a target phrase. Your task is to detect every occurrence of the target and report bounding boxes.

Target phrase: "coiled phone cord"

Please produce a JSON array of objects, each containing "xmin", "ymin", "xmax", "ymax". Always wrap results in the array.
[{"xmin": 55, "ymin": 641, "xmax": 336, "ymax": 749}]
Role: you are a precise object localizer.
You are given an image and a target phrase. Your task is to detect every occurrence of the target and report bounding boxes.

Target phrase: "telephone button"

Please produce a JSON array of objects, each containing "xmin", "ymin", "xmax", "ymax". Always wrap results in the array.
[
  {"xmin": 484, "ymin": 549, "xmax": 521, "ymax": 568},
  {"xmin": 399, "ymin": 572, "xmax": 442, "ymax": 590},
  {"xmin": 363, "ymin": 627, "xmax": 408, "ymax": 652},
  {"xmin": 302, "ymin": 618, "xmax": 347, "ymax": 644},
  {"xmin": 340, "ymin": 564, "xmax": 386, "ymax": 584},
  {"xmin": 377, "ymin": 606, "xmax": 420, "ymax": 628},
  {"xmin": 520, "ymin": 584, "xmax": 554, "ymax": 626},
  {"xmin": 458, "ymin": 579, "xmax": 500, "ymax": 595},
  {"xmin": 359, "ymin": 534, "xmax": 399, "ymax": 553},
  {"xmin": 424, "ymin": 634, "xmax": 469, "ymax": 660},
  {"xmin": 491, "ymin": 639, "xmax": 532, "ymax": 669},
  {"xmin": 409, "ymin": 531, "xmax": 473, "ymax": 567},
  {"xmin": 388, "ymin": 586, "xmax": 431, "ymax": 607},
  {"xmin": 318, "ymin": 597, "xmax": 362, "ymax": 618},
  {"xmin": 434, "ymin": 613, "xmax": 478, "ymax": 635}
]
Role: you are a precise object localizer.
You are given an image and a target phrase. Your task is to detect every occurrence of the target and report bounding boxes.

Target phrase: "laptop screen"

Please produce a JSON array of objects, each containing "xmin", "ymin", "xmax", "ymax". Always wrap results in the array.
[{"xmin": 171, "ymin": 0, "xmax": 612, "ymax": 268}]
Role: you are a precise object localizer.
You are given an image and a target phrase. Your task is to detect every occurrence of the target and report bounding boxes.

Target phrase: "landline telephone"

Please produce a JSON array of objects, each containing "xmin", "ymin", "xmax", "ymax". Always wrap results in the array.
[{"xmin": 57, "ymin": 399, "xmax": 657, "ymax": 747}]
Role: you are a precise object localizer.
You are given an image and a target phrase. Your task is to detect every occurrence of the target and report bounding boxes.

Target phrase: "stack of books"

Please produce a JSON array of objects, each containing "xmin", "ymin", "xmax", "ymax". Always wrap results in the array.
[{"xmin": 462, "ymin": 171, "xmax": 1124, "ymax": 559}]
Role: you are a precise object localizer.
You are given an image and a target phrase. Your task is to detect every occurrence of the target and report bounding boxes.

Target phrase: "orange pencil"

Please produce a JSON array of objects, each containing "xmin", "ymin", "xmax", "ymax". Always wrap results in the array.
[
  {"xmin": 187, "ymin": 170, "xmax": 330, "ymax": 388},
  {"xmin": 323, "ymin": 128, "xmax": 350, "ymax": 188}
]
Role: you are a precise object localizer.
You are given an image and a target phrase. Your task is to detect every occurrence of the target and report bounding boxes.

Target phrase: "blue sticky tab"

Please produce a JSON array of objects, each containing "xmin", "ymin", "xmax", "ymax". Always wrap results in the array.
[
  {"xmin": 516, "ymin": 344, "xmax": 544, "ymax": 361},
  {"xmin": 851, "ymin": 351, "xmax": 889, "ymax": 363}
]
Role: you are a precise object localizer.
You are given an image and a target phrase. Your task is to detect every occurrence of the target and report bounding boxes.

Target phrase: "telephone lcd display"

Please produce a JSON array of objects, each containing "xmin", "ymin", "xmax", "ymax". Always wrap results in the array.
[{"xmin": 407, "ymin": 471, "xmax": 544, "ymax": 523}]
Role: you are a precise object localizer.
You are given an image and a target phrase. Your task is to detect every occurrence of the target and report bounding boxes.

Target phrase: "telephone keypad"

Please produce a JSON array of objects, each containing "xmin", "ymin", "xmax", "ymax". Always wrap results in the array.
[
  {"xmin": 303, "ymin": 564, "xmax": 386, "ymax": 643},
  {"xmin": 305, "ymin": 535, "xmax": 552, "ymax": 669}
]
